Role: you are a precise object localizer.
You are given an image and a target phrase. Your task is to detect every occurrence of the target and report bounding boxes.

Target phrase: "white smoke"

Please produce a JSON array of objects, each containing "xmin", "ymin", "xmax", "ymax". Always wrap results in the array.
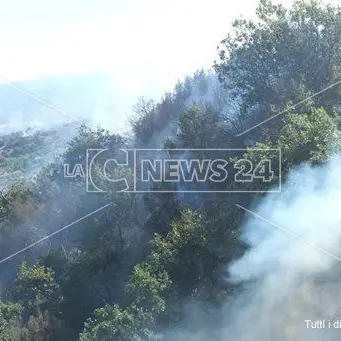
[
  {"xmin": 222, "ymin": 155, "xmax": 341, "ymax": 340},
  {"xmin": 166, "ymin": 155, "xmax": 341, "ymax": 341}
]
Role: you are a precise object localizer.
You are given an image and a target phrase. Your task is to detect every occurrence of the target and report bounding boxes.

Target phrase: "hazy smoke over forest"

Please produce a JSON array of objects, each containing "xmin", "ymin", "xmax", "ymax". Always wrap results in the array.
[
  {"xmin": 170, "ymin": 156, "xmax": 341, "ymax": 341},
  {"xmin": 2, "ymin": 0, "xmax": 341, "ymax": 339},
  {"xmin": 226, "ymin": 156, "xmax": 341, "ymax": 340},
  {"xmin": 1, "ymin": 67, "xmax": 340, "ymax": 341}
]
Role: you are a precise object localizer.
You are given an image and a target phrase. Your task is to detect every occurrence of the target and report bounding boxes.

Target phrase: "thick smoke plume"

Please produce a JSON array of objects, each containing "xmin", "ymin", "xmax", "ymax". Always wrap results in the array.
[
  {"xmin": 224, "ymin": 155, "xmax": 341, "ymax": 340},
  {"xmin": 168, "ymin": 156, "xmax": 341, "ymax": 341}
]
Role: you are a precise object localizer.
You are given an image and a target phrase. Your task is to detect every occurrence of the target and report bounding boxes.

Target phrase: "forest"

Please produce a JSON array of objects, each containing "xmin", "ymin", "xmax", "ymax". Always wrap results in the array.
[{"xmin": 1, "ymin": 0, "xmax": 341, "ymax": 340}]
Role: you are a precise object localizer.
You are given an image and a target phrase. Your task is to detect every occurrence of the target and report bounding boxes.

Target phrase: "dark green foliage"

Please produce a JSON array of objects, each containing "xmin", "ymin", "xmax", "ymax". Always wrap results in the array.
[
  {"xmin": 0, "ymin": 302, "xmax": 22, "ymax": 341},
  {"xmin": 12, "ymin": 263, "xmax": 62, "ymax": 319},
  {"xmin": 215, "ymin": 0, "xmax": 341, "ymax": 138}
]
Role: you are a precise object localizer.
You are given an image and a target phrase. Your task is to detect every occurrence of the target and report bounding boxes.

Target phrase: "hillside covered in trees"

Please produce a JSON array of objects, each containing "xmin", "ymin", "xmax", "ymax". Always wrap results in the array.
[{"xmin": 1, "ymin": 0, "xmax": 341, "ymax": 340}]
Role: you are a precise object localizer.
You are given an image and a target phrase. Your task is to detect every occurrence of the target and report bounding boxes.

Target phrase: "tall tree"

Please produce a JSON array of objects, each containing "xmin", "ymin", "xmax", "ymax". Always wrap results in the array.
[{"xmin": 215, "ymin": 0, "xmax": 341, "ymax": 137}]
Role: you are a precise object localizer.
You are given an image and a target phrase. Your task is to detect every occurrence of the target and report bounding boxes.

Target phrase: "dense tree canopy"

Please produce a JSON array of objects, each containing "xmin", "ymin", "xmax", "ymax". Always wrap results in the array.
[
  {"xmin": 0, "ymin": 0, "xmax": 341, "ymax": 340},
  {"xmin": 215, "ymin": 0, "xmax": 341, "ymax": 138}
]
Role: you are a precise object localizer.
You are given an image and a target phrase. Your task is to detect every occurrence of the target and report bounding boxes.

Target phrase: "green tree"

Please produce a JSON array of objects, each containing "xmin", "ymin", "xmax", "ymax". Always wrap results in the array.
[
  {"xmin": 278, "ymin": 107, "xmax": 341, "ymax": 166},
  {"xmin": 79, "ymin": 305, "xmax": 161, "ymax": 341},
  {"xmin": 0, "ymin": 302, "xmax": 22, "ymax": 341},
  {"xmin": 178, "ymin": 106, "xmax": 228, "ymax": 148},
  {"xmin": 12, "ymin": 263, "xmax": 62, "ymax": 319},
  {"xmin": 215, "ymin": 0, "xmax": 341, "ymax": 136},
  {"xmin": 19, "ymin": 311, "xmax": 66, "ymax": 341},
  {"xmin": 239, "ymin": 106, "xmax": 341, "ymax": 191}
]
